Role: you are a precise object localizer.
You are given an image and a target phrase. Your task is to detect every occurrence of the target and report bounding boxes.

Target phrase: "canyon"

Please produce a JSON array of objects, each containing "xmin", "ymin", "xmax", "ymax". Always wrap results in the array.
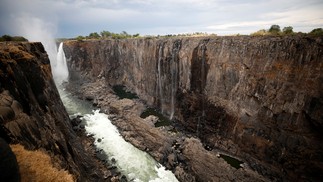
[
  {"xmin": 63, "ymin": 35, "xmax": 323, "ymax": 181},
  {"xmin": 0, "ymin": 35, "xmax": 322, "ymax": 181}
]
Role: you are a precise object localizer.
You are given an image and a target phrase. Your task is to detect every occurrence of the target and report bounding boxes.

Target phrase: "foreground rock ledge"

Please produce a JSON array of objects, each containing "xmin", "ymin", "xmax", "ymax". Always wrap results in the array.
[{"xmin": 0, "ymin": 42, "xmax": 105, "ymax": 181}]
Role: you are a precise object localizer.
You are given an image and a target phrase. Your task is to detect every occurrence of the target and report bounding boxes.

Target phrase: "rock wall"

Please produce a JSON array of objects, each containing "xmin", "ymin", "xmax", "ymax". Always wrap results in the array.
[
  {"xmin": 0, "ymin": 42, "xmax": 102, "ymax": 181},
  {"xmin": 64, "ymin": 35, "xmax": 323, "ymax": 180}
]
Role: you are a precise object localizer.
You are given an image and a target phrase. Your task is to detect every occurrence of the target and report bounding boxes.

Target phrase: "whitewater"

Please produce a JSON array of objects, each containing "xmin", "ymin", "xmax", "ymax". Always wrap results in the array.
[{"xmin": 55, "ymin": 42, "xmax": 178, "ymax": 182}]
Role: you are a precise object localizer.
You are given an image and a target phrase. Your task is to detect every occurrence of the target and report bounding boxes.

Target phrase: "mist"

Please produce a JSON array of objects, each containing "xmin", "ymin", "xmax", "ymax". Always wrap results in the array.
[
  {"xmin": 13, "ymin": 16, "xmax": 57, "ymax": 66},
  {"xmin": 9, "ymin": 14, "xmax": 70, "ymax": 85}
]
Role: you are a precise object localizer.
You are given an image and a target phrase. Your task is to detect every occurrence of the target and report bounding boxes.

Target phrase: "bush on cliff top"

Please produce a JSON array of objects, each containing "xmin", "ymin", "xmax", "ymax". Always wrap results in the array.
[
  {"xmin": 251, "ymin": 25, "xmax": 295, "ymax": 36},
  {"xmin": 251, "ymin": 25, "xmax": 323, "ymax": 36},
  {"xmin": 10, "ymin": 144, "xmax": 74, "ymax": 182},
  {"xmin": 309, "ymin": 28, "xmax": 323, "ymax": 36},
  {"xmin": 75, "ymin": 30, "xmax": 141, "ymax": 41},
  {"xmin": 0, "ymin": 35, "xmax": 28, "ymax": 42}
]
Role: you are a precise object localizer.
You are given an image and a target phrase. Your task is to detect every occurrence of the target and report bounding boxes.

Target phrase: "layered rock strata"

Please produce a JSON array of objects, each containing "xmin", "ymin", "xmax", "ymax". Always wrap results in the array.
[
  {"xmin": 0, "ymin": 42, "xmax": 104, "ymax": 181},
  {"xmin": 64, "ymin": 35, "xmax": 323, "ymax": 181},
  {"xmin": 65, "ymin": 78, "xmax": 268, "ymax": 182}
]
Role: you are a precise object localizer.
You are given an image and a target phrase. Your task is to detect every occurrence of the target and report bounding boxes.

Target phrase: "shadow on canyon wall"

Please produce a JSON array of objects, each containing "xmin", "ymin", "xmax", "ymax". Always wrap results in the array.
[{"xmin": 63, "ymin": 35, "xmax": 323, "ymax": 181}]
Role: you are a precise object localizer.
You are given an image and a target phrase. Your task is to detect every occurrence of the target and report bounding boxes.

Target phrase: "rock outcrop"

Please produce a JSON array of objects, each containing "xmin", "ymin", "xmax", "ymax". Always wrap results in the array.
[
  {"xmin": 0, "ymin": 137, "xmax": 20, "ymax": 182},
  {"xmin": 0, "ymin": 42, "xmax": 104, "ymax": 181},
  {"xmin": 64, "ymin": 35, "xmax": 323, "ymax": 181}
]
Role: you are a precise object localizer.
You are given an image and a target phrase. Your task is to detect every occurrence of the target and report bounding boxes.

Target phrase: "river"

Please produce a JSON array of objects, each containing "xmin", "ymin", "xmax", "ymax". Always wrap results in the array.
[{"xmin": 58, "ymin": 87, "xmax": 178, "ymax": 182}]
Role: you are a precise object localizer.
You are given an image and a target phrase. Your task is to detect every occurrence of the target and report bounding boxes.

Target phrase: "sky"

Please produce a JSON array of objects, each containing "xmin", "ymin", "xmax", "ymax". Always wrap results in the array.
[{"xmin": 0, "ymin": 0, "xmax": 323, "ymax": 38}]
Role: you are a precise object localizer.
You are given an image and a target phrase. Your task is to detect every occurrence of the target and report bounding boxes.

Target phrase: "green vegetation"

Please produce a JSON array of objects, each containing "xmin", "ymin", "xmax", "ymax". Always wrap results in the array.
[
  {"xmin": 309, "ymin": 28, "xmax": 323, "ymax": 36},
  {"xmin": 219, "ymin": 154, "xmax": 243, "ymax": 169},
  {"xmin": 71, "ymin": 25, "xmax": 322, "ymax": 41},
  {"xmin": 73, "ymin": 30, "xmax": 217, "ymax": 41},
  {"xmin": 0, "ymin": 35, "xmax": 28, "ymax": 42},
  {"xmin": 282, "ymin": 26, "xmax": 293, "ymax": 34},
  {"xmin": 88, "ymin": 32, "xmax": 100, "ymax": 39},
  {"xmin": 75, "ymin": 30, "xmax": 141, "ymax": 41},
  {"xmin": 268, "ymin": 24, "xmax": 281, "ymax": 34},
  {"xmin": 112, "ymin": 85, "xmax": 139, "ymax": 99},
  {"xmin": 250, "ymin": 29, "xmax": 269, "ymax": 36},
  {"xmin": 140, "ymin": 108, "xmax": 172, "ymax": 127},
  {"xmin": 251, "ymin": 25, "xmax": 323, "ymax": 36}
]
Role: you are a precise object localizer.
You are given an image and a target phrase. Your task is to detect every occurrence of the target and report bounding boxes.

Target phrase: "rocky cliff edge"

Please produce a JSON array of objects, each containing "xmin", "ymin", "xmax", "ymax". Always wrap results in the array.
[
  {"xmin": 64, "ymin": 35, "xmax": 323, "ymax": 181},
  {"xmin": 0, "ymin": 42, "xmax": 104, "ymax": 181}
]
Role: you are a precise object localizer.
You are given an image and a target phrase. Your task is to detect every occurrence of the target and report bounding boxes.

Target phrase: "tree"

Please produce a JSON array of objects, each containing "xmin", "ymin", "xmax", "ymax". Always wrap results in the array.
[
  {"xmin": 76, "ymin": 36, "xmax": 85, "ymax": 41},
  {"xmin": 282, "ymin": 26, "xmax": 294, "ymax": 34},
  {"xmin": 0, "ymin": 35, "xmax": 28, "ymax": 42},
  {"xmin": 133, "ymin": 33, "xmax": 140, "ymax": 38},
  {"xmin": 269, "ymin": 25, "xmax": 281, "ymax": 34},
  {"xmin": 88, "ymin": 32, "xmax": 100, "ymax": 39},
  {"xmin": 309, "ymin": 28, "xmax": 323, "ymax": 36},
  {"xmin": 121, "ymin": 31, "xmax": 128, "ymax": 36},
  {"xmin": 100, "ymin": 30, "xmax": 111, "ymax": 38}
]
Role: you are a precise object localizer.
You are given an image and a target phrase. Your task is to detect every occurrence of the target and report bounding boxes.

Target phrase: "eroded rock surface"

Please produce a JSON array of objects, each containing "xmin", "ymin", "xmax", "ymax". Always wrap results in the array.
[
  {"xmin": 0, "ymin": 42, "xmax": 105, "ymax": 181},
  {"xmin": 64, "ymin": 36, "xmax": 323, "ymax": 181},
  {"xmin": 65, "ymin": 78, "xmax": 268, "ymax": 182}
]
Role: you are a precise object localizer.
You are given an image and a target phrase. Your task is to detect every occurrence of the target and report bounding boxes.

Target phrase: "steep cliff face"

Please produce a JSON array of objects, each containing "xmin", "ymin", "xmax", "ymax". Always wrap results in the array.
[
  {"xmin": 0, "ymin": 42, "xmax": 102, "ymax": 181},
  {"xmin": 64, "ymin": 36, "xmax": 323, "ymax": 180}
]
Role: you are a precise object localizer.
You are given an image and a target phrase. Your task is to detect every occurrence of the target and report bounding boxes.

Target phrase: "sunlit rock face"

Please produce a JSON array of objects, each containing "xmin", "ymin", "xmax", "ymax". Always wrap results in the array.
[
  {"xmin": 64, "ymin": 36, "xmax": 323, "ymax": 181},
  {"xmin": 0, "ymin": 42, "xmax": 102, "ymax": 181}
]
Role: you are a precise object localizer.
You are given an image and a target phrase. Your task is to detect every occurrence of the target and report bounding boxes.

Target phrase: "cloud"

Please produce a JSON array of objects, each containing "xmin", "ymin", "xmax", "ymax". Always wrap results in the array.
[{"xmin": 0, "ymin": 0, "xmax": 323, "ymax": 37}]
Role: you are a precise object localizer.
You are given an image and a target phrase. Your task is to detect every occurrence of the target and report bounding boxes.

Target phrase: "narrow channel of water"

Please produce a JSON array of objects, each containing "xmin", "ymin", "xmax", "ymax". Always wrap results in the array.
[{"xmin": 58, "ymin": 87, "xmax": 178, "ymax": 182}]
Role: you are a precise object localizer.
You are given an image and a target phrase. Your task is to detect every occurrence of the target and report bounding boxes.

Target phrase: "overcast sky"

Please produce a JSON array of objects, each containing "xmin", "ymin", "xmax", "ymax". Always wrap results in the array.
[{"xmin": 1, "ymin": 0, "xmax": 323, "ymax": 38}]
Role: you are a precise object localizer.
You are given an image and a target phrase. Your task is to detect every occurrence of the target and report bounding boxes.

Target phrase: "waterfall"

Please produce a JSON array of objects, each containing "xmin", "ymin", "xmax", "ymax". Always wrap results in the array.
[
  {"xmin": 54, "ymin": 42, "xmax": 69, "ymax": 85},
  {"xmin": 157, "ymin": 44, "xmax": 164, "ymax": 114},
  {"xmin": 169, "ymin": 40, "xmax": 181, "ymax": 120},
  {"xmin": 201, "ymin": 44, "xmax": 206, "ymax": 119},
  {"xmin": 197, "ymin": 43, "xmax": 207, "ymax": 136}
]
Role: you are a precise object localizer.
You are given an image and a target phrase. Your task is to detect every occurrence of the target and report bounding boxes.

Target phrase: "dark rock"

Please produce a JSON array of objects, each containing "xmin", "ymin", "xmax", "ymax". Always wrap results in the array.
[
  {"xmin": 0, "ymin": 138, "xmax": 20, "ymax": 182},
  {"xmin": 97, "ymin": 138, "xmax": 102, "ymax": 142},
  {"xmin": 63, "ymin": 36, "xmax": 323, "ymax": 181},
  {"xmin": 111, "ymin": 158, "xmax": 116, "ymax": 164},
  {"xmin": 0, "ymin": 42, "xmax": 105, "ymax": 181},
  {"xmin": 85, "ymin": 95, "xmax": 94, "ymax": 101},
  {"xmin": 120, "ymin": 175, "xmax": 127, "ymax": 182},
  {"xmin": 167, "ymin": 153, "xmax": 177, "ymax": 168},
  {"xmin": 0, "ymin": 106, "xmax": 15, "ymax": 122},
  {"xmin": 11, "ymin": 100, "xmax": 23, "ymax": 115},
  {"xmin": 71, "ymin": 116, "xmax": 82, "ymax": 126}
]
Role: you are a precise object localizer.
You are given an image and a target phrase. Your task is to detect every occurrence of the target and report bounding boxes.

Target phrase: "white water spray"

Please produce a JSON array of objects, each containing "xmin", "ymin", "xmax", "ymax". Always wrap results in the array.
[
  {"xmin": 157, "ymin": 44, "xmax": 164, "ymax": 114},
  {"xmin": 12, "ymin": 16, "xmax": 68, "ymax": 85},
  {"xmin": 54, "ymin": 42, "xmax": 69, "ymax": 85},
  {"xmin": 58, "ymin": 88, "xmax": 178, "ymax": 182},
  {"xmin": 169, "ymin": 41, "xmax": 180, "ymax": 120},
  {"xmin": 84, "ymin": 110, "xmax": 178, "ymax": 182}
]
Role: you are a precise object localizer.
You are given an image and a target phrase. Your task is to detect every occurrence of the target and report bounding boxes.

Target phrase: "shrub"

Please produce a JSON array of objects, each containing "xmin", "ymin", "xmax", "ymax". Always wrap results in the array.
[
  {"xmin": 250, "ymin": 29, "xmax": 269, "ymax": 36},
  {"xmin": 76, "ymin": 36, "xmax": 85, "ymax": 41},
  {"xmin": 268, "ymin": 25, "xmax": 281, "ymax": 34},
  {"xmin": 0, "ymin": 35, "xmax": 28, "ymax": 42},
  {"xmin": 87, "ymin": 32, "xmax": 100, "ymax": 39},
  {"xmin": 282, "ymin": 26, "xmax": 294, "ymax": 34},
  {"xmin": 309, "ymin": 28, "xmax": 323, "ymax": 36},
  {"xmin": 10, "ymin": 144, "xmax": 74, "ymax": 182},
  {"xmin": 133, "ymin": 33, "xmax": 140, "ymax": 38}
]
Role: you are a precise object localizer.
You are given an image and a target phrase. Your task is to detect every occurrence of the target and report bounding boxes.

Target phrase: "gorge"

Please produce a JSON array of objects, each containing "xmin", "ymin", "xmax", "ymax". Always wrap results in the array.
[
  {"xmin": 63, "ymin": 35, "xmax": 323, "ymax": 181},
  {"xmin": 0, "ymin": 35, "xmax": 322, "ymax": 181}
]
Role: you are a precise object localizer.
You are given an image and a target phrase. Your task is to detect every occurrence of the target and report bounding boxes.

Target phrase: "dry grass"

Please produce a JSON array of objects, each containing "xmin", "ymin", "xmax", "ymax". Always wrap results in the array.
[{"xmin": 10, "ymin": 144, "xmax": 75, "ymax": 182}]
